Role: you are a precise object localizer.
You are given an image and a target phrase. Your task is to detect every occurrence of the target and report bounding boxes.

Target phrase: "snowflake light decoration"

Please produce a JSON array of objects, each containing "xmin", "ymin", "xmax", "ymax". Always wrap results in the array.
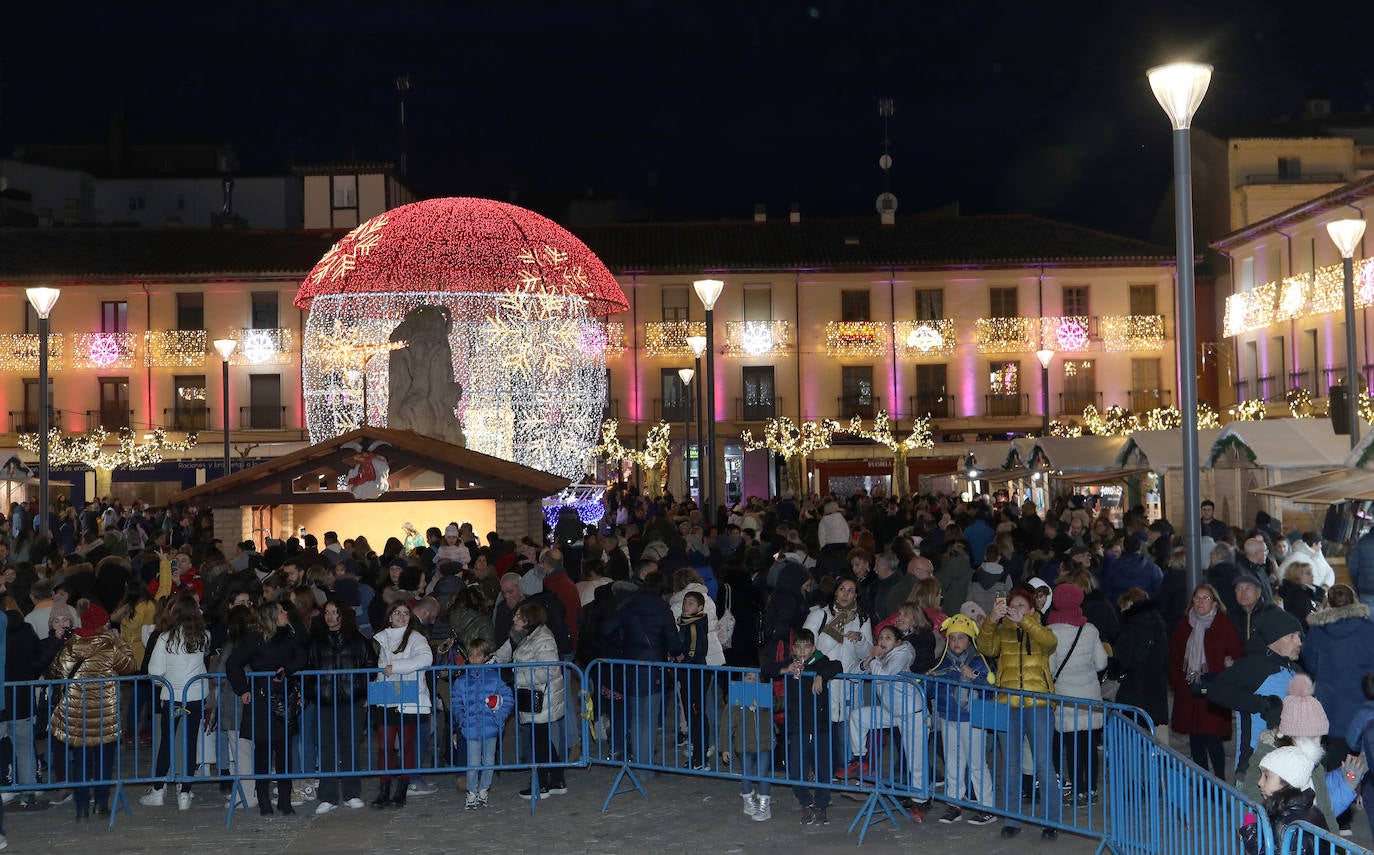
[
  {"xmin": 87, "ymin": 335, "xmax": 121, "ymax": 368},
  {"xmin": 242, "ymin": 330, "xmax": 276, "ymax": 364},
  {"xmin": 739, "ymin": 323, "xmax": 774, "ymax": 356},
  {"xmin": 296, "ymin": 198, "xmax": 627, "ymax": 482},
  {"xmin": 1055, "ymin": 319, "xmax": 1089, "ymax": 351},
  {"xmin": 907, "ymin": 324, "xmax": 943, "ymax": 353}
]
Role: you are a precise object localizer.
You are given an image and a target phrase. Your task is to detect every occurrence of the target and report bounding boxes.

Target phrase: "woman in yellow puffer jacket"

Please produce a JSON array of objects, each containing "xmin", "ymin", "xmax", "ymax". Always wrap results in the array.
[
  {"xmin": 975, "ymin": 586, "xmax": 1064, "ymax": 841},
  {"xmin": 49, "ymin": 600, "xmax": 136, "ymax": 819}
]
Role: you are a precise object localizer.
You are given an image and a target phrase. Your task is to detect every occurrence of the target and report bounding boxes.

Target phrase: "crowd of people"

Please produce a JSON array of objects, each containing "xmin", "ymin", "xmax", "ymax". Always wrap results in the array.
[{"xmin": 0, "ymin": 487, "xmax": 1368, "ymax": 850}]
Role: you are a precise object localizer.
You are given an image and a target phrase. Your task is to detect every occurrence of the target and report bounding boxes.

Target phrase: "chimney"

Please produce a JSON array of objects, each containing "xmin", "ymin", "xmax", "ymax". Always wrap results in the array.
[
  {"xmin": 789, "ymin": 203, "xmax": 800, "ymax": 224},
  {"xmin": 753, "ymin": 203, "xmax": 767, "ymax": 223}
]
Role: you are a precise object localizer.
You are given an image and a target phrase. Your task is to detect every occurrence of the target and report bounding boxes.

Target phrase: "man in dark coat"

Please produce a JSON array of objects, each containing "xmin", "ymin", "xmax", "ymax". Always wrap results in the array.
[
  {"xmin": 601, "ymin": 571, "xmax": 683, "ymax": 765},
  {"xmin": 1205, "ymin": 608, "xmax": 1303, "ymax": 777}
]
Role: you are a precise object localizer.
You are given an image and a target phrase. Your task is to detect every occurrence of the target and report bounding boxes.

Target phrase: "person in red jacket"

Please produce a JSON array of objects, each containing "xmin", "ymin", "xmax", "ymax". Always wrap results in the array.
[
  {"xmin": 148, "ymin": 551, "xmax": 204, "ymax": 601},
  {"xmin": 536, "ymin": 548, "xmax": 582, "ymax": 649},
  {"xmin": 1168, "ymin": 582, "xmax": 1244, "ymax": 781}
]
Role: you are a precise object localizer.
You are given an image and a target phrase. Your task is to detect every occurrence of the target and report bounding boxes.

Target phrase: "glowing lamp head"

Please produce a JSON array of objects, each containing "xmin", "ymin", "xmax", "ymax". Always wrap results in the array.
[
  {"xmin": 1327, "ymin": 219, "xmax": 1367, "ymax": 259},
  {"xmin": 677, "ymin": 367, "xmax": 695, "ymax": 386},
  {"xmin": 25, "ymin": 287, "xmax": 60, "ymax": 319},
  {"xmin": 686, "ymin": 335, "xmax": 708, "ymax": 359},
  {"xmin": 1147, "ymin": 62, "xmax": 1212, "ymax": 130},
  {"xmin": 212, "ymin": 339, "xmax": 238, "ymax": 361},
  {"xmin": 693, "ymin": 279, "xmax": 724, "ymax": 311},
  {"xmin": 1035, "ymin": 349, "xmax": 1055, "ymax": 370}
]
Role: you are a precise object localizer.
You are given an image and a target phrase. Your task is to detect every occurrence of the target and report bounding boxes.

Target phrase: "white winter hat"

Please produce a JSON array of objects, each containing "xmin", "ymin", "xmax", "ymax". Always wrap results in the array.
[{"xmin": 1259, "ymin": 740, "xmax": 1324, "ymax": 791}]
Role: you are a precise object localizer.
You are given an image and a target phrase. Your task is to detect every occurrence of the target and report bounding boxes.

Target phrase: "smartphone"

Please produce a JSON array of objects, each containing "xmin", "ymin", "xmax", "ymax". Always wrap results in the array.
[{"xmin": 994, "ymin": 596, "xmax": 1007, "ymax": 611}]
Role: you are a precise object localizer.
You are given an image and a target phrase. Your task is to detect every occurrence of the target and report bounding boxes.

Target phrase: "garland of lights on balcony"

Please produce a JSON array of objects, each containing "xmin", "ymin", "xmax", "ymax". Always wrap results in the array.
[
  {"xmin": 72, "ymin": 333, "xmax": 137, "ymax": 370},
  {"xmin": 18, "ymin": 427, "xmax": 197, "ymax": 470},
  {"xmin": 974, "ymin": 317, "xmax": 1037, "ymax": 353},
  {"xmin": 144, "ymin": 330, "xmax": 207, "ymax": 368},
  {"xmin": 0, "ymin": 335, "xmax": 64, "ymax": 372},
  {"xmin": 603, "ymin": 322, "xmax": 626, "ymax": 357},
  {"xmin": 227, "ymin": 328, "xmax": 295, "ymax": 366},
  {"xmin": 824, "ymin": 322, "xmax": 888, "ymax": 358},
  {"xmin": 1224, "ymin": 258, "xmax": 1374, "ymax": 337},
  {"xmin": 723, "ymin": 321, "xmax": 792, "ymax": 357},
  {"xmin": 643, "ymin": 321, "xmax": 707, "ymax": 358},
  {"xmin": 893, "ymin": 320, "xmax": 956, "ymax": 358},
  {"xmin": 1057, "ymin": 402, "xmax": 1221, "ymax": 437},
  {"xmin": 1100, "ymin": 315, "xmax": 1165, "ymax": 352}
]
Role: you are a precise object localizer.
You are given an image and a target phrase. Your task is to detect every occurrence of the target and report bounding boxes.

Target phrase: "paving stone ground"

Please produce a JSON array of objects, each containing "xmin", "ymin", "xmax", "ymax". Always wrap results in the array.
[{"xmin": 3, "ymin": 766, "xmax": 1109, "ymax": 855}]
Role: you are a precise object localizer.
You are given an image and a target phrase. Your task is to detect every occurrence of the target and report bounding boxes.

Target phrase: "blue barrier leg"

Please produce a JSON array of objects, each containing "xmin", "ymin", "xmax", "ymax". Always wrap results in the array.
[
  {"xmin": 224, "ymin": 779, "xmax": 249, "ymax": 828},
  {"xmin": 600, "ymin": 762, "xmax": 647, "ymax": 813},
  {"xmin": 108, "ymin": 782, "xmax": 131, "ymax": 829},
  {"xmin": 848, "ymin": 787, "xmax": 906, "ymax": 845},
  {"xmin": 529, "ymin": 767, "xmax": 540, "ymax": 814}
]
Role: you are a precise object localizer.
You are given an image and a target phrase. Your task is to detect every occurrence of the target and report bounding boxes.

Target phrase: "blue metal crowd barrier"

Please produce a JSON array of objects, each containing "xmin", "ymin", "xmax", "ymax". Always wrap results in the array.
[
  {"xmin": 1279, "ymin": 821, "xmax": 1369, "ymax": 855},
  {"xmin": 1102, "ymin": 711, "xmax": 1272, "ymax": 855},
  {"xmin": 0, "ymin": 674, "xmax": 174, "ymax": 829},
  {"xmin": 176, "ymin": 662, "xmax": 585, "ymax": 825}
]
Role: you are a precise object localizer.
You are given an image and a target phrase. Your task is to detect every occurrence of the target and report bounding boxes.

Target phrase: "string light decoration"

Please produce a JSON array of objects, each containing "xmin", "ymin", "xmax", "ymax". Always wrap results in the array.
[
  {"xmin": 72, "ymin": 333, "xmax": 136, "ymax": 370},
  {"xmin": 1230, "ymin": 399, "xmax": 1267, "ymax": 421},
  {"xmin": 225, "ymin": 329, "xmax": 294, "ymax": 366},
  {"xmin": 144, "ymin": 330, "xmax": 206, "ymax": 368},
  {"xmin": 1081, "ymin": 404, "xmax": 1138, "ymax": 437},
  {"xmin": 603, "ymin": 322, "xmax": 626, "ymax": 357},
  {"xmin": 1286, "ymin": 388, "xmax": 1316, "ymax": 418},
  {"xmin": 18, "ymin": 427, "xmax": 197, "ymax": 470},
  {"xmin": 1276, "ymin": 273, "xmax": 1310, "ymax": 321},
  {"xmin": 644, "ymin": 321, "xmax": 708, "ymax": 358},
  {"xmin": 1138, "ymin": 406, "xmax": 1182, "ymax": 431},
  {"xmin": 974, "ymin": 317, "xmax": 1037, "ymax": 353},
  {"xmin": 1048, "ymin": 419, "xmax": 1083, "ymax": 438},
  {"xmin": 1196, "ymin": 402, "xmax": 1223, "ymax": 428},
  {"xmin": 1102, "ymin": 315, "xmax": 1165, "ymax": 352},
  {"xmin": 1041, "ymin": 317, "xmax": 1091, "ymax": 352},
  {"xmin": 825, "ymin": 322, "xmax": 888, "ymax": 358},
  {"xmin": 0, "ymin": 334, "xmax": 63, "ymax": 372},
  {"xmin": 740, "ymin": 416, "xmax": 839, "ymax": 496},
  {"xmin": 1360, "ymin": 392, "xmax": 1374, "ymax": 426},
  {"xmin": 834, "ymin": 409, "xmax": 933, "ymax": 497},
  {"xmin": 595, "ymin": 419, "xmax": 672, "ymax": 495},
  {"xmin": 723, "ymin": 320, "xmax": 791, "ymax": 356},
  {"xmin": 295, "ymin": 198, "xmax": 627, "ymax": 482},
  {"xmin": 894, "ymin": 320, "xmax": 956, "ymax": 358}
]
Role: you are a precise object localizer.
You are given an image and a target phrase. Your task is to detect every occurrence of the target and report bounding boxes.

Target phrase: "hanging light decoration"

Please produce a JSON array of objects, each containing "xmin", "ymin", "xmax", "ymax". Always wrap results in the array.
[{"xmin": 18, "ymin": 427, "xmax": 197, "ymax": 470}]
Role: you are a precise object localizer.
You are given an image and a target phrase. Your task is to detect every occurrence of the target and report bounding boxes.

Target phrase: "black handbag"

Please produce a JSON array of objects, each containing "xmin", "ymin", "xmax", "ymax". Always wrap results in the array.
[
  {"xmin": 264, "ymin": 681, "xmax": 301, "ymax": 720},
  {"xmin": 515, "ymin": 687, "xmax": 545, "ymax": 714}
]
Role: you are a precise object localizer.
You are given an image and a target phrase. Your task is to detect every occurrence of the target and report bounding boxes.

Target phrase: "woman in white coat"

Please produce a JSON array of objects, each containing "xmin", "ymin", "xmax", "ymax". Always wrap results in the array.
[
  {"xmin": 141, "ymin": 593, "xmax": 210, "ymax": 810},
  {"xmin": 1045, "ymin": 583, "xmax": 1108, "ymax": 802},
  {"xmin": 802, "ymin": 576, "xmax": 873, "ymax": 767},
  {"xmin": 493, "ymin": 600, "xmax": 566, "ymax": 797},
  {"xmin": 369, "ymin": 601, "xmax": 433, "ymax": 809}
]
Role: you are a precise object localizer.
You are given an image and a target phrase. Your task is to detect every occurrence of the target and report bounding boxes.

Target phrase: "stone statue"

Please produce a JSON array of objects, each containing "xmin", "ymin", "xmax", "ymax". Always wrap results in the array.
[{"xmin": 387, "ymin": 305, "xmax": 466, "ymax": 446}]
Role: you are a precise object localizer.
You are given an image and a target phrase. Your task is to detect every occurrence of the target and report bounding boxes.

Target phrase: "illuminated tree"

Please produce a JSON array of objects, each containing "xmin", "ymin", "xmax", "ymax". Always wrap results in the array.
[
  {"xmin": 740, "ymin": 417, "xmax": 838, "ymax": 497},
  {"xmin": 19, "ymin": 427, "xmax": 197, "ymax": 497},
  {"xmin": 595, "ymin": 419, "xmax": 672, "ymax": 497},
  {"xmin": 835, "ymin": 410, "xmax": 932, "ymax": 497}
]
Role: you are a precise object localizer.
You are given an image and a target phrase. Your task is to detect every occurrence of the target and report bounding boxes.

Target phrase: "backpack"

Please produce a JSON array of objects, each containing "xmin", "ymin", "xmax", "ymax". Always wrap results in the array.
[{"xmin": 715, "ymin": 583, "xmax": 736, "ymax": 650}]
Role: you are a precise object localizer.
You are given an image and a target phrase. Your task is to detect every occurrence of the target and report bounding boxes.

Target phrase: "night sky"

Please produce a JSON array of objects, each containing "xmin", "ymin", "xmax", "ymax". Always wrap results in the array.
[{"xmin": 4, "ymin": 1, "xmax": 1373, "ymax": 239}]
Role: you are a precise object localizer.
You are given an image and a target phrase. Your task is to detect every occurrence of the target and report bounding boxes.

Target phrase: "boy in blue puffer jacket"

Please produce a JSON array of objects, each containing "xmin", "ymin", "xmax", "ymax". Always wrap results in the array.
[
  {"xmin": 450, "ymin": 639, "xmax": 514, "ymax": 809},
  {"xmin": 927, "ymin": 613, "xmax": 998, "ymax": 826}
]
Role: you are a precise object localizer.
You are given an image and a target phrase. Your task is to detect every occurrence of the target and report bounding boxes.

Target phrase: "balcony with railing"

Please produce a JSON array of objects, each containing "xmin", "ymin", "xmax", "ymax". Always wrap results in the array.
[
  {"xmin": 723, "ymin": 321, "xmax": 791, "ymax": 357},
  {"xmin": 1255, "ymin": 375, "xmax": 1277, "ymax": 402},
  {"xmin": 825, "ymin": 323, "xmax": 888, "ymax": 358},
  {"xmin": 837, "ymin": 395, "xmax": 880, "ymax": 419},
  {"xmin": 1128, "ymin": 389, "xmax": 1171, "ymax": 411},
  {"xmin": 0, "ymin": 334, "xmax": 65, "ymax": 372},
  {"xmin": 227, "ymin": 329, "xmax": 295, "ymax": 366},
  {"xmin": 164, "ymin": 406, "xmax": 209, "ymax": 432},
  {"xmin": 894, "ymin": 320, "xmax": 957, "ymax": 358},
  {"xmin": 1233, "ymin": 379, "xmax": 1251, "ymax": 401},
  {"xmin": 87, "ymin": 408, "xmax": 132, "ymax": 431},
  {"xmin": 1242, "ymin": 171, "xmax": 1346, "ymax": 185},
  {"xmin": 1288, "ymin": 370, "xmax": 1316, "ymax": 397},
  {"xmin": 1059, "ymin": 391, "xmax": 1102, "ymax": 415},
  {"xmin": 240, "ymin": 406, "xmax": 286, "ymax": 430},
  {"xmin": 985, "ymin": 393, "xmax": 1028, "ymax": 417},
  {"xmin": 145, "ymin": 330, "xmax": 208, "ymax": 367},
  {"xmin": 9, "ymin": 409, "xmax": 53, "ymax": 434},
  {"xmin": 909, "ymin": 392, "xmax": 954, "ymax": 419},
  {"xmin": 736, "ymin": 396, "xmax": 782, "ymax": 421},
  {"xmin": 643, "ymin": 321, "xmax": 706, "ymax": 359},
  {"xmin": 653, "ymin": 396, "xmax": 695, "ymax": 422}
]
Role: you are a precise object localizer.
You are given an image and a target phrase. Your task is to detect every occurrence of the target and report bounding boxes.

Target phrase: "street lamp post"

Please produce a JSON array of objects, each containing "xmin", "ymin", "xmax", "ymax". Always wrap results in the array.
[
  {"xmin": 1148, "ymin": 61, "xmax": 1212, "ymax": 592},
  {"xmin": 26, "ymin": 287, "xmax": 59, "ymax": 538},
  {"xmin": 687, "ymin": 335, "xmax": 707, "ymax": 502},
  {"xmin": 678, "ymin": 367, "xmax": 695, "ymax": 502},
  {"xmin": 1036, "ymin": 348, "xmax": 1054, "ymax": 436},
  {"xmin": 693, "ymin": 279, "xmax": 723, "ymax": 521},
  {"xmin": 1327, "ymin": 218, "xmax": 1367, "ymax": 449},
  {"xmin": 213, "ymin": 339, "xmax": 237, "ymax": 479}
]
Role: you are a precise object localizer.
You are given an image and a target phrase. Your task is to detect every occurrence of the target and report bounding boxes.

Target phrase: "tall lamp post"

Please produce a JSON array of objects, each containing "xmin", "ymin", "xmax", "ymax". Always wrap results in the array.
[
  {"xmin": 693, "ymin": 279, "xmax": 724, "ymax": 519},
  {"xmin": 687, "ymin": 335, "xmax": 707, "ymax": 500},
  {"xmin": 678, "ymin": 367, "xmax": 695, "ymax": 502},
  {"xmin": 1148, "ymin": 61, "xmax": 1212, "ymax": 591},
  {"xmin": 26, "ymin": 287, "xmax": 59, "ymax": 537},
  {"xmin": 1327, "ymin": 218, "xmax": 1367, "ymax": 449},
  {"xmin": 1036, "ymin": 348, "xmax": 1054, "ymax": 436},
  {"xmin": 213, "ymin": 339, "xmax": 237, "ymax": 479}
]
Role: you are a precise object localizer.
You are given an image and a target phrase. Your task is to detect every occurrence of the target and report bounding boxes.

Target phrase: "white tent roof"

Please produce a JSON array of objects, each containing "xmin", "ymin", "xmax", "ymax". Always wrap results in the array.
[
  {"xmin": 1027, "ymin": 436, "xmax": 1128, "ymax": 472},
  {"xmin": 1209, "ymin": 420, "xmax": 1351, "ymax": 469},
  {"xmin": 1115, "ymin": 428, "xmax": 1224, "ymax": 470},
  {"xmin": 1004, "ymin": 437, "xmax": 1038, "ymax": 469}
]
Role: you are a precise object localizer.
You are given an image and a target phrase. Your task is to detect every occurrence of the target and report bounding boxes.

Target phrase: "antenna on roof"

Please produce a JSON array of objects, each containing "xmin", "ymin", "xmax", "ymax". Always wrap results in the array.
[
  {"xmin": 396, "ymin": 75, "xmax": 412, "ymax": 179},
  {"xmin": 877, "ymin": 97, "xmax": 897, "ymax": 225}
]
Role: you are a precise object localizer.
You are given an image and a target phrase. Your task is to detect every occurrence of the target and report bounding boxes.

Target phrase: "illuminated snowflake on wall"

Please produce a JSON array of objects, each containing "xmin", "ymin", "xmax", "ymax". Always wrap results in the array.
[
  {"xmin": 296, "ymin": 198, "xmax": 629, "ymax": 481},
  {"xmin": 1055, "ymin": 319, "xmax": 1089, "ymax": 351},
  {"xmin": 907, "ymin": 325, "xmax": 943, "ymax": 352},
  {"xmin": 88, "ymin": 335, "xmax": 121, "ymax": 368}
]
